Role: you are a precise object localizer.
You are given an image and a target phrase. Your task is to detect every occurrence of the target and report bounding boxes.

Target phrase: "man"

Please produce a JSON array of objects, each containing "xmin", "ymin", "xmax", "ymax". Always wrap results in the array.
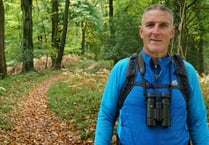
[{"xmin": 94, "ymin": 4, "xmax": 209, "ymax": 145}]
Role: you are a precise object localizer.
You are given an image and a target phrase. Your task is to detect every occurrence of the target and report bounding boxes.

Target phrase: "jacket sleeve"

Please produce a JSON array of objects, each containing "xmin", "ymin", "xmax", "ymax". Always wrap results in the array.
[
  {"xmin": 94, "ymin": 59, "xmax": 128, "ymax": 145},
  {"xmin": 185, "ymin": 62, "xmax": 209, "ymax": 145}
]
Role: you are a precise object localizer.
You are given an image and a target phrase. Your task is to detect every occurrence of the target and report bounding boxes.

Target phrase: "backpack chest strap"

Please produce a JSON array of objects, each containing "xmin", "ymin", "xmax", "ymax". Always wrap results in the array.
[{"xmin": 134, "ymin": 81, "xmax": 179, "ymax": 89}]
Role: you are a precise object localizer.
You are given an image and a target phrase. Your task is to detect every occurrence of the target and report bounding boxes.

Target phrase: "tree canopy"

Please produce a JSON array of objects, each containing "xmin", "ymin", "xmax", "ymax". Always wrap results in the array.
[{"xmin": 1, "ymin": 0, "xmax": 209, "ymax": 77}]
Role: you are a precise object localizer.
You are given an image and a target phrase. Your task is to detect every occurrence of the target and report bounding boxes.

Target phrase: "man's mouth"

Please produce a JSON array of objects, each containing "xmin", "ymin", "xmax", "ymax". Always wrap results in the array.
[{"xmin": 150, "ymin": 39, "xmax": 161, "ymax": 43}]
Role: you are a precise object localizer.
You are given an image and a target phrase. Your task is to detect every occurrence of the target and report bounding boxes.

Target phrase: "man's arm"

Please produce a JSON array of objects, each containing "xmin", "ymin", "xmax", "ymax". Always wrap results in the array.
[
  {"xmin": 94, "ymin": 58, "xmax": 128, "ymax": 145},
  {"xmin": 185, "ymin": 62, "xmax": 209, "ymax": 145}
]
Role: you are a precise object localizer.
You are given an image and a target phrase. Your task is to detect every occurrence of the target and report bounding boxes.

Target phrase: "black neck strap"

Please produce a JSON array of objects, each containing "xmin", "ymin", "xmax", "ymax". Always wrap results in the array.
[{"xmin": 138, "ymin": 53, "xmax": 173, "ymax": 98}]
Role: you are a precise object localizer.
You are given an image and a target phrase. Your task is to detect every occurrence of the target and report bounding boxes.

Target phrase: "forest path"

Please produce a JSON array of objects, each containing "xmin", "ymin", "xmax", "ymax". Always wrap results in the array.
[{"xmin": 1, "ymin": 73, "xmax": 90, "ymax": 145}]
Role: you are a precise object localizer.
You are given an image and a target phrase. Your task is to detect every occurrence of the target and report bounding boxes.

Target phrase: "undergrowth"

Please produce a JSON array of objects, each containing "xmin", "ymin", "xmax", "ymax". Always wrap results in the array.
[
  {"xmin": 201, "ymin": 82, "xmax": 209, "ymax": 118},
  {"xmin": 47, "ymin": 60, "xmax": 110, "ymax": 140}
]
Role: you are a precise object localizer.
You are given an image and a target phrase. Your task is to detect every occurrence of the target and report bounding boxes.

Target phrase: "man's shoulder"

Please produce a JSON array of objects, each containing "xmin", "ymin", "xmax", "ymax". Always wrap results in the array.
[
  {"xmin": 116, "ymin": 57, "xmax": 129, "ymax": 65},
  {"xmin": 183, "ymin": 60, "xmax": 196, "ymax": 74},
  {"xmin": 109, "ymin": 57, "xmax": 130, "ymax": 79},
  {"xmin": 182, "ymin": 60, "xmax": 199, "ymax": 86},
  {"xmin": 113, "ymin": 57, "xmax": 129, "ymax": 70}
]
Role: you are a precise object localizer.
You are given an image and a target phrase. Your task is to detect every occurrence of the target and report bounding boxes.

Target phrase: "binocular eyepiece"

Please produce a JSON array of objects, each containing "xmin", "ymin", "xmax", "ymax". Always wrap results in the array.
[{"xmin": 146, "ymin": 93, "xmax": 171, "ymax": 127}]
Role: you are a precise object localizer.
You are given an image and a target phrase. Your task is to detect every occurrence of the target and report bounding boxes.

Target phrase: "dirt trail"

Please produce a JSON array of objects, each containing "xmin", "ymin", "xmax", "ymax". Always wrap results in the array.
[{"xmin": 1, "ymin": 73, "xmax": 88, "ymax": 145}]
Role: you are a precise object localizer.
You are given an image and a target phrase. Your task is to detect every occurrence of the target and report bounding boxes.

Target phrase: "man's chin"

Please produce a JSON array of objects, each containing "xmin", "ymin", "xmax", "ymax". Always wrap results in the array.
[
  {"xmin": 144, "ymin": 47, "xmax": 167, "ymax": 57},
  {"xmin": 149, "ymin": 47, "xmax": 163, "ymax": 53}
]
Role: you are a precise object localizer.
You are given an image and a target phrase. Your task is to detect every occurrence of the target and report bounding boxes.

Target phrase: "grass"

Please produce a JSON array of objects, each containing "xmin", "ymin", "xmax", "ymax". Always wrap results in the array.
[{"xmin": 47, "ymin": 63, "xmax": 110, "ymax": 139}]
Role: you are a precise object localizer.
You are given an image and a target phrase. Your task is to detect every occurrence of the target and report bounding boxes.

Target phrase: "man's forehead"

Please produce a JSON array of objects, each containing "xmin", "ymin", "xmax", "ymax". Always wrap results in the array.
[{"xmin": 142, "ymin": 10, "xmax": 172, "ymax": 24}]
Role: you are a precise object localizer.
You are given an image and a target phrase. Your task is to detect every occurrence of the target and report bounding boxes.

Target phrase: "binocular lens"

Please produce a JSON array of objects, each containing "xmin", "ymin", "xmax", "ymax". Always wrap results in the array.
[{"xmin": 146, "ymin": 93, "xmax": 171, "ymax": 127}]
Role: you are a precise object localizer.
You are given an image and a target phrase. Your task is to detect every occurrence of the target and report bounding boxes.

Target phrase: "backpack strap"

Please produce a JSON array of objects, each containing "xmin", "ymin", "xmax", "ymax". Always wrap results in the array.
[
  {"xmin": 138, "ymin": 52, "xmax": 145, "ymax": 75},
  {"xmin": 173, "ymin": 54, "xmax": 191, "ymax": 145},
  {"xmin": 115, "ymin": 53, "xmax": 139, "ymax": 144},
  {"xmin": 118, "ymin": 52, "xmax": 145, "ymax": 110},
  {"xmin": 117, "ymin": 53, "xmax": 190, "ymax": 113},
  {"xmin": 118, "ymin": 53, "xmax": 138, "ymax": 109},
  {"xmin": 173, "ymin": 54, "xmax": 190, "ymax": 104}
]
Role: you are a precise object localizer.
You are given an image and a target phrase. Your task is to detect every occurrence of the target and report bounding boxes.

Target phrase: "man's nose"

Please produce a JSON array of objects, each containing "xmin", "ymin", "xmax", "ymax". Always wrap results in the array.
[{"xmin": 152, "ymin": 25, "xmax": 160, "ymax": 34}]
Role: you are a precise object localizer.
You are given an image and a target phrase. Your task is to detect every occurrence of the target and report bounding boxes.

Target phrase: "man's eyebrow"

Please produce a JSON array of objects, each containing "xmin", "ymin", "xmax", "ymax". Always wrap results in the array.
[
  {"xmin": 144, "ymin": 21, "xmax": 170, "ymax": 25},
  {"xmin": 144, "ymin": 21, "xmax": 154, "ymax": 25},
  {"xmin": 160, "ymin": 22, "xmax": 170, "ymax": 25}
]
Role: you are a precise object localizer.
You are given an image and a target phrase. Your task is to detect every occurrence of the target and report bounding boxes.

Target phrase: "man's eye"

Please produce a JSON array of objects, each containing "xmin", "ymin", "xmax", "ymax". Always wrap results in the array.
[
  {"xmin": 146, "ymin": 23, "xmax": 154, "ymax": 27},
  {"xmin": 160, "ymin": 23, "xmax": 169, "ymax": 28}
]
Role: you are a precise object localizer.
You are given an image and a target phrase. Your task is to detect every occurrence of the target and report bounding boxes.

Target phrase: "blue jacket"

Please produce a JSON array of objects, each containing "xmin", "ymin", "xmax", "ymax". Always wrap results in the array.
[{"xmin": 94, "ymin": 50, "xmax": 209, "ymax": 145}]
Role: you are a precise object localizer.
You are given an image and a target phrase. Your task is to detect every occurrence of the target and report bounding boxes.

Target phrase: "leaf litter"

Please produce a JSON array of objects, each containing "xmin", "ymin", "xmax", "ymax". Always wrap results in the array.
[{"xmin": 0, "ymin": 73, "xmax": 93, "ymax": 145}]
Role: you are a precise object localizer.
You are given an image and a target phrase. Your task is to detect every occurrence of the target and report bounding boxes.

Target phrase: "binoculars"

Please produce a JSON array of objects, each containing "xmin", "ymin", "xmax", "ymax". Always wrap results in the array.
[{"xmin": 146, "ymin": 93, "xmax": 171, "ymax": 127}]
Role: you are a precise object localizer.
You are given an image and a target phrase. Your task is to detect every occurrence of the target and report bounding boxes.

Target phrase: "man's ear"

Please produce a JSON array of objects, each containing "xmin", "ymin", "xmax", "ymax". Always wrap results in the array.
[
  {"xmin": 139, "ymin": 26, "xmax": 143, "ymax": 38},
  {"xmin": 170, "ymin": 27, "xmax": 175, "ymax": 38}
]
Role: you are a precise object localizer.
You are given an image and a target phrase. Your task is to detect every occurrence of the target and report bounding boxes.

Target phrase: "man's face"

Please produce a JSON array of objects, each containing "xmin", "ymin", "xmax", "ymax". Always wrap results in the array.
[{"xmin": 139, "ymin": 9, "xmax": 175, "ymax": 58}]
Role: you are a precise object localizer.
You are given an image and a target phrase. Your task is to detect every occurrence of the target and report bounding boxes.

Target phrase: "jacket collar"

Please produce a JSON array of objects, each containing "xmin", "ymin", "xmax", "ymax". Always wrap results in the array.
[{"xmin": 141, "ymin": 49, "xmax": 171, "ymax": 69}]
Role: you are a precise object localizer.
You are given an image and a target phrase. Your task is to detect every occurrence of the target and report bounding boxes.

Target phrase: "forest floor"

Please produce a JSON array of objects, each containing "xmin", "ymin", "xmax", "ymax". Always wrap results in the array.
[
  {"xmin": 0, "ymin": 72, "xmax": 93, "ymax": 145},
  {"xmin": 1, "ymin": 55, "xmax": 208, "ymax": 145}
]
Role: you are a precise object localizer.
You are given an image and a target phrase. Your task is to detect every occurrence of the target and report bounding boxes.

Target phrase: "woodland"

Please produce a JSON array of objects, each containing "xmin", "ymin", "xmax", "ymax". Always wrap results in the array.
[
  {"xmin": 0, "ymin": 0, "xmax": 209, "ymax": 144},
  {"xmin": 0, "ymin": 0, "xmax": 209, "ymax": 77}
]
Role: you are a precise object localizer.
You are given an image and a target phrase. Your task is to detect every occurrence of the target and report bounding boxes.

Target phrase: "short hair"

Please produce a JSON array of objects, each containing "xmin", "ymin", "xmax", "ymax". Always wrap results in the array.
[{"xmin": 142, "ymin": 4, "xmax": 174, "ymax": 25}]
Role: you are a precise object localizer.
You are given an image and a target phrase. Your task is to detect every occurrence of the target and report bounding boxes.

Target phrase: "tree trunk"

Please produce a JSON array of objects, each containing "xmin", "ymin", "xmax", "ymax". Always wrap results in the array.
[
  {"xmin": 179, "ymin": 0, "xmax": 188, "ymax": 58},
  {"xmin": 81, "ymin": 21, "xmax": 86, "ymax": 55},
  {"xmin": 173, "ymin": 0, "xmax": 187, "ymax": 57},
  {"xmin": 109, "ymin": 0, "xmax": 116, "ymax": 63},
  {"xmin": 198, "ymin": 38, "xmax": 204, "ymax": 74},
  {"xmin": 0, "ymin": 0, "xmax": 6, "ymax": 79},
  {"xmin": 54, "ymin": 0, "xmax": 70, "ymax": 69},
  {"xmin": 51, "ymin": 0, "xmax": 59, "ymax": 67},
  {"xmin": 109, "ymin": 0, "xmax": 114, "ymax": 36},
  {"xmin": 21, "ymin": 0, "xmax": 34, "ymax": 73}
]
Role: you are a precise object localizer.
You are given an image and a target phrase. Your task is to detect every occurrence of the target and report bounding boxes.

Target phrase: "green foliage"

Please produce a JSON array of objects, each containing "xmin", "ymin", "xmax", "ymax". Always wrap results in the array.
[
  {"xmin": 201, "ymin": 81, "xmax": 209, "ymax": 121},
  {"xmin": 3, "ymin": 0, "xmax": 209, "ymax": 74},
  {"xmin": 70, "ymin": 0, "xmax": 104, "ymax": 59},
  {"xmin": 47, "ymin": 66, "xmax": 109, "ymax": 139},
  {"xmin": 33, "ymin": 0, "xmax": 52, "ymax": 59},
  {"xmin": 4, "ymin": 1, "xmax": 22, "ymax": 63},
  {"xmin": 0, "ymin": 117, "xmax": 11, "ymax": 130},
  {"xmin": 169, "ymin": 0, "xmax": 209, "ymax": 74},
  {"xmin": 104, "ymin": 0, "xmax": 148, "ymax": 62},
  {"xmin": 71, "ymin": 0, "xmax": 102, "ymax": 27},
  {"xmin": 182, "ymin": 1, "xmax": 209, "ymax": 74}
]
